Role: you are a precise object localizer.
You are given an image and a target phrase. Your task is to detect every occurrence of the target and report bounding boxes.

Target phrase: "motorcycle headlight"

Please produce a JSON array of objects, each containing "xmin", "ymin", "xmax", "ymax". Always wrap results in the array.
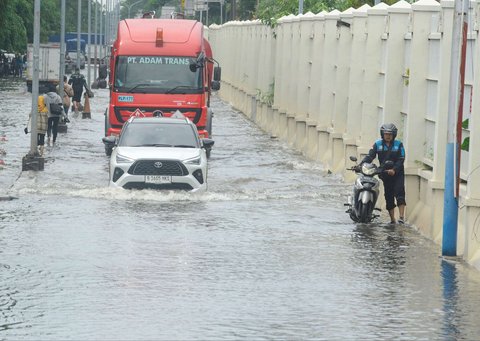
[
  {"xmin": 184, "ymin": 156, "xmax": 201, "ymax": 165},
  {"xmin": 116, "ymin": 153, "xmax": 134, "ymax": 164},
  {"xmin": 362, "ymin": 164, "xmax": 377, "ymax": 176}
]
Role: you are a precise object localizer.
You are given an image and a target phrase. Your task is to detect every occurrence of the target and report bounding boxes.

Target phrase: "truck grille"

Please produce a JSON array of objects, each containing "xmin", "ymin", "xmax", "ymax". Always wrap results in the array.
[
  {"xmin": 115, "ymin": 107, "xmax": 202, "ymax": 124},
  {"xmin": 128, "ymin": 160, "xmax": 188, "ymax": 176}
]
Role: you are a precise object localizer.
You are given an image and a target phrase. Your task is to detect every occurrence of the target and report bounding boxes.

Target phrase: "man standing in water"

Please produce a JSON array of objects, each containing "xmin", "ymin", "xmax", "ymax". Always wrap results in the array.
[{"xmin": 361, "ymin": 123, "xmax": 407, "ymax": 224}]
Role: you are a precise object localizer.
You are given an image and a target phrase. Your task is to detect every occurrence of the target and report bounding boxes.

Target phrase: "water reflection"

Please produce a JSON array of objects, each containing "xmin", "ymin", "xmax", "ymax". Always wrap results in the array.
[
  {"xmin": 351, "ymin": 223, "xmax": 408, "ymax": 279},
  {"xmin": 441, "ymin": 259, "xmax": 461, "ymax": 340}
]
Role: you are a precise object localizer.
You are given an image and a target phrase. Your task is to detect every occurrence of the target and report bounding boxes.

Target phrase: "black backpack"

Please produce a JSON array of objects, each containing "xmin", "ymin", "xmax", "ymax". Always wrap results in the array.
[{"xmin": 50, "ymin": 102, "xmax": 64, "ymax": 116}]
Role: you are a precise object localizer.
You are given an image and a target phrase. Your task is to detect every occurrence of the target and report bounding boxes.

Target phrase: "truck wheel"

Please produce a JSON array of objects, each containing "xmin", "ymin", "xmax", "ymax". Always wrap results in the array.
[
  {"xmin": 104, "ymin": 109, "xmax": 111, "ymax": 136},
  {"xmin": 206, "ymin": 110, "xmax": 213, "ymax": 137}
]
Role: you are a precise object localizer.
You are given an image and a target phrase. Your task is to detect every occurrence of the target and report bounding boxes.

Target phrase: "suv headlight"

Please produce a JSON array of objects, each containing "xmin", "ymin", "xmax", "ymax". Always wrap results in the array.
[
  {"xmin": 184, "ymin": 156, "xmax": 201, "ymax": 165},
  {"xmin": 116, "ymin": 153, "xmax": 134, "ymax": 164}
]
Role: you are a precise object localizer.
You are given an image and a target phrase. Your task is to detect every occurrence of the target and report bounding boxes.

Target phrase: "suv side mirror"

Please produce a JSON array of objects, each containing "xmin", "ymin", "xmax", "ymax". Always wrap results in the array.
[
  {"xmin": 102, "ymin": 135, "xmax": 117, "ymax": 146},
  {"xmin": 202, "ymin": 138, "xmax": 215, "ymax": 148}
]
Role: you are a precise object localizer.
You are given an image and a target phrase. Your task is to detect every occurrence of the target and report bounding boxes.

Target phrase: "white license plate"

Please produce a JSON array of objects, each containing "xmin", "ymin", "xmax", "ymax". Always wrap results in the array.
[{"xmin": 145, "ymin": 175, "xmax": 172, "ymax": 184}]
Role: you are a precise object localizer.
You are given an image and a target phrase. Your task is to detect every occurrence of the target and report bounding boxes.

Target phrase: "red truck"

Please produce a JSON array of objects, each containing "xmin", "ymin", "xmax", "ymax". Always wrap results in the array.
[{"xmin": 103, "ymin": 18, "xmax": 220, "ymax": 156}]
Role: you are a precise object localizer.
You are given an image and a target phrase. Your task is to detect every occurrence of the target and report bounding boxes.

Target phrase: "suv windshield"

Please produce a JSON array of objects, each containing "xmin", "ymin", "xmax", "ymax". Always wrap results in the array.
[
  {"xmin": 119, "ymin": 122, "xmax": 199, "ymax": 148},
  {"xmin": 114, "ymin": 55, "xmax": 202, "ymax": 94}
]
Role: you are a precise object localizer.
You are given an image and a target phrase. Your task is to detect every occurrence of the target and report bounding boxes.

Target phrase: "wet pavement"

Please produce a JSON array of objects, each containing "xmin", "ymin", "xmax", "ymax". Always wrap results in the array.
[{"xmin": 1, "ymin": 76, "xmax": 480, "ymax": 340}]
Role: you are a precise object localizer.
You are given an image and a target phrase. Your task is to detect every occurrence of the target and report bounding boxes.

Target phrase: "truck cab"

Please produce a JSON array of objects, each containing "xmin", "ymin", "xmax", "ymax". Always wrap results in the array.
[{"xmin": 104, "ymin": 18, "xmax": 220, "ymax": 156}]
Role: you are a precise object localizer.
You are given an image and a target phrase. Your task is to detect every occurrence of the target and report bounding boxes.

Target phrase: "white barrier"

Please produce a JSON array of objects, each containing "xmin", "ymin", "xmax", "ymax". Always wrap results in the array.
[{"xmin": 208, "ymin": 0, "xmax": 480, "ymax": 270}]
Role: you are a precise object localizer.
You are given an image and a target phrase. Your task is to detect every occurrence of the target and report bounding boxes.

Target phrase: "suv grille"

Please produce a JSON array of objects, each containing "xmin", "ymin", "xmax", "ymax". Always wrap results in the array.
[{"xmin": 128, "ymin": 160, "xmax": 188, "ymax": 176}]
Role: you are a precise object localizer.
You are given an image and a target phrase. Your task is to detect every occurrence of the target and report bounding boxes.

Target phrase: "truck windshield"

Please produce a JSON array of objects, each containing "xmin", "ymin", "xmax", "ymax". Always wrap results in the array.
[{"xmin": 114, "ymin": 56, "xmax": 202, "ymax": 94}]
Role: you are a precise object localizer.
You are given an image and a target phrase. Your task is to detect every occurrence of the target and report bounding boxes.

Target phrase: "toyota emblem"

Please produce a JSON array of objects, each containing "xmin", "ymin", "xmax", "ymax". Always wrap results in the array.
[{"xmin": 154, "ymin": 161, "xmax": 163, "ymax": 168}]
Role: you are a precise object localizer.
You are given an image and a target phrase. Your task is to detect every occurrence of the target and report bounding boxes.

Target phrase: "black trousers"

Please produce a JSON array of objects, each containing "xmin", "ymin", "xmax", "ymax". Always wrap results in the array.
[
  {"xmin": 381, "ymin": 173, "xmax": 406, "ymax": 211},
  {"xmin": 37, "ymin": 133, "xmax": 45, "ymax": 146},
  {"xmin": 47, "ymin": 116, "xmax": 60, "ymax": 142}
]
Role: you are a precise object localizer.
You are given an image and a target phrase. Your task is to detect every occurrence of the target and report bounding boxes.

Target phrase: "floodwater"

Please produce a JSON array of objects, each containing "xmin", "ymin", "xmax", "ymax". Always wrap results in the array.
[{"xmin": 1, "ymin": 76, "xmax": 480, "ymax": 340}]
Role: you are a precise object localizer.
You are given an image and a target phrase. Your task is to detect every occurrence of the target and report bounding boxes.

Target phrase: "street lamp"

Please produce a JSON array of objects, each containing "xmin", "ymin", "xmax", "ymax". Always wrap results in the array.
[{"xmin": 126, "ymin": 0, "xmax": 143, "ymax": 18}]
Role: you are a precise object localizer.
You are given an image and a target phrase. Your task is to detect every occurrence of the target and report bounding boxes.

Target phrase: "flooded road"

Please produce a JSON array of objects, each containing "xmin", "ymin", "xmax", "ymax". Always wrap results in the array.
[{"xmin": 1, "ymin": 77, "xmax": 480, "ymax": 340}]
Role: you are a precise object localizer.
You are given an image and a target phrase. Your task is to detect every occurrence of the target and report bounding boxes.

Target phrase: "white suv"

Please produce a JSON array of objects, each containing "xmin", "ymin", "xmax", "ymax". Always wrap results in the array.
[{"xmin": 103, "ymin": 116, "xmax": 214, "ymax": 192}]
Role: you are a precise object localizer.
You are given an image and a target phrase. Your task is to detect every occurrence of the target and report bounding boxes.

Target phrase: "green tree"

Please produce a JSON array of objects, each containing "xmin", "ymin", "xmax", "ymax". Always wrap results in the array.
[
  {"xmin": 254, "ymin": 0, "xmax": 401, "ymax": 26},
  {"xmin": 0, "ymin": 0, "xmax": 29, "ymax": 52},
  {"xmin": 257, "ymin": 0, "xmax": 331, "ymax": 26}
]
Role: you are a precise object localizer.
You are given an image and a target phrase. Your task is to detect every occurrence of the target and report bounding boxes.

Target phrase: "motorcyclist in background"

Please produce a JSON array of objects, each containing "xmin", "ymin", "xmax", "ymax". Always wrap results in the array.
[{"xmin": 361, "ymin": 123, "xmax": 406, "ymax": 224}]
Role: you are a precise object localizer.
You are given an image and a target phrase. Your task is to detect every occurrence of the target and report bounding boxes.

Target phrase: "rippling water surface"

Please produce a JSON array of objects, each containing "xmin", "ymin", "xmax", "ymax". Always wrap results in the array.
[{"xmin": 1, "ymin": 76, "xmax": 480, "ymax": 340}]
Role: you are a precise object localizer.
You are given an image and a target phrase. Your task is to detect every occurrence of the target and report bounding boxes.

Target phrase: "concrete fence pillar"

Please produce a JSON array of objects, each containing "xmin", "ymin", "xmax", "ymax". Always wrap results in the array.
[
  {"xmin": 382, "ymin": 1, "xmax": 412, "ymax": 144},
  {"xmin": 317, "ymin": 9, "xmax": 341, "ymax": 165},
  {"xmin": 327, "ymin": 7, "xmax": 354, "ymax": 172},
  {"xmin": 400, "ymin": 0, "xmax": 441, "ymax": 239},
  {"xmin": 359, "ymin": 3, "xmax": 389, "ymax": 156},
  {"xmin": 305, "ymin": 11, "xmax": 327, "ymax": 160},
  {"xmin": 404, "ymin": 0, "xmax": 441, "ymax": 170},
  {"xmin": 344, "ymin": 5, "xmax": 370, "ymax": 173},
  {"xmin": 264, "ymin": 25, "xmax": 276, "ymax": 135},
  {"xmin": 297, "ymin": 13, "xmax": 316, "ymax": 120},
  {"xmin": 271, "ymin": 18, "xmax": 285, "ymax": 138},
  {"xmin": 286, "ymin": 15, "xmax": 302, "ymax": 147},
  {"xmin": 308, "ymin": 11, "xmax": 327, "ymax": 125},
  {"xmin": 290, "ymin": 13, "xmax": 316, "ymax": 153},
  {"xmin": 281, "ymin": 15, "xmax": 297, "ymax": 140},
  {"xmin": 345, "ymin": 4, "xmax": 370, "ymax": 144}
]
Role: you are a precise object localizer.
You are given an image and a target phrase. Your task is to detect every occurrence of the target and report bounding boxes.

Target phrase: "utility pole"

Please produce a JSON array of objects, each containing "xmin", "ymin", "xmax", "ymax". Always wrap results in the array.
[
  {"xmin": 59, "ymin": 0, "xmax": 66, "ymax": 99},
  {"xmin": 99, "ymin": 0, "xmax": 103, "ymax": 60},
  {"xmin": 77, "ymin": 0, "xmax": 82, "ymax": 70},
  {"xmin": 299, "ymin": 0, "xmax": 304, "ymax": 15},
  {"xmin": 58, "ymin": 0, "xmax": 68, "ymax": 134},
  {"xmin": 442, "ymin": 0, "xmax": 469, "ymax": 256},
  {"xmin": 88, "ymin": 0, "xmax": 92, "ymax": 86},
  {"xmin": 94, "ymin": 0, "xmax": 98, "ymax": 82},
  {"xmin": 22, "ymin": 0, "xmax": 44, "ymax": 171}
]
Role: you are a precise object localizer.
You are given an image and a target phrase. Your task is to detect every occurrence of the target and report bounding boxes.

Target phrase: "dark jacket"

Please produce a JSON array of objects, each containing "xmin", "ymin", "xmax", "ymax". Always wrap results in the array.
[
  {"xmin": 362, "ymin": 138, "xmax": 405, "ymax": 174},
  {"xmin": 69, "ymin": 73, "xmax": 87, "ymax": 91}
]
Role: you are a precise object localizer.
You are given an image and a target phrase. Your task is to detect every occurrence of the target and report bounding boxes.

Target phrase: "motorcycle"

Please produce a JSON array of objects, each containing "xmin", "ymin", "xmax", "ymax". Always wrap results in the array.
[{"xmin": 344, "ymin": 156, "xmax": 394, "ymax": 223}]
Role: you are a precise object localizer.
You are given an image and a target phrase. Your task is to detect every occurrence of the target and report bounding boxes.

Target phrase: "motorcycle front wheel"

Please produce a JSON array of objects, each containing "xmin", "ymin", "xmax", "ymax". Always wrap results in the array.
[{"xmin": 358, "ymin": 202, "xmax": 372, "ymax": 223}]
